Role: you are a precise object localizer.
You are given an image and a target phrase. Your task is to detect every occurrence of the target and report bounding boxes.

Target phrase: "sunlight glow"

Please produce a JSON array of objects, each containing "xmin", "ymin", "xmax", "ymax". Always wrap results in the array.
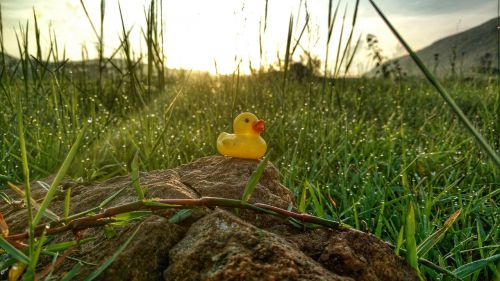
[{"xmin": 2, "ymin": 0, "xmax": 497, "ymax": 75}]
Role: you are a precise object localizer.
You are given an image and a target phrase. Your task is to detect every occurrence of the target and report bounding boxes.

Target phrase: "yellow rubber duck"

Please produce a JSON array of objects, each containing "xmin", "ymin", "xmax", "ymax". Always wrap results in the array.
[{"xmin": 217, "ymin": 112, "xmax": 267, "ymax": 159}]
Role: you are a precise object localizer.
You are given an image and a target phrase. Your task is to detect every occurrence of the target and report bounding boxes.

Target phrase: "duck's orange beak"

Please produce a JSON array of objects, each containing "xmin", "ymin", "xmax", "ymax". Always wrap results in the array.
[{"xmin": 252, "ymin": 119, "xmax": 265, "ymax": 133}]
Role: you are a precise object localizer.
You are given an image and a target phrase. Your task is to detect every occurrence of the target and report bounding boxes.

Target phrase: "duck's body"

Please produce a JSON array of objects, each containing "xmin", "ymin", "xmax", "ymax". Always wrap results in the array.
[
  {"xmin": 217, "ymin": 112, "xmax": 267, "ymax": 160},
  {"xmin": 217, "ymin": 132, "xmax": 267, "ymax": 159}
]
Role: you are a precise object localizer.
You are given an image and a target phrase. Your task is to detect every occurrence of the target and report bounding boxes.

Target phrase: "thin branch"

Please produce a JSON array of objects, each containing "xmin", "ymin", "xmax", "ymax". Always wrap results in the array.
[
  {"xmin": 3, "ymin": 196, "xmax": 457, "ymax": 279},
  {"xmin": 5, "ymin": 197, "xmax": 344, "ymax": 241}
]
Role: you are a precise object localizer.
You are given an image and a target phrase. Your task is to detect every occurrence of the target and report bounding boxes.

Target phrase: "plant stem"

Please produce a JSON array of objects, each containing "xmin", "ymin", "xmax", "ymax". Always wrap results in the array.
[{"xmin": 5, "ymin": 197, "xmax": 344, "ymax": 241}]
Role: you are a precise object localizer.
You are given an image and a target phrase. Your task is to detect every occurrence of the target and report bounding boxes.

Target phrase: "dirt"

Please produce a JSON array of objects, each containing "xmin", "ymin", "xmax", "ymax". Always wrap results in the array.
[{"xmin": 0, "ymin": 155, "xmax": 419, "ymax": 281}]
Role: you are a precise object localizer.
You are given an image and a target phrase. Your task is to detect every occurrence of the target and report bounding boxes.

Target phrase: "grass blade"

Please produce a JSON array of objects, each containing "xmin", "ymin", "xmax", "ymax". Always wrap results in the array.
[
  {"xmin": 453, "ymin": 254, "xmax": 500, "ymax": 278},
  {"xmin": 78, "ymin": 0, "xmax": 99, "ymax": 41},
  {"xmin": 0, "ymin": 174, "xmax": 16, "ymax": 182},
  {"xmin": 290, "ymin": 13, "xmax": 309, "ymax": 57},
  {"xmin": 9, "ymin": 261, "xmax": 26, "ymax": 281},
  {"xmin": 44, "ymin": 237, "xmax": 96, "ymax": 252},
  {"xmin": 241, "ymin": 152, "xmax": 271, "ymax": 203},
  {"xmin": 395, "ymin": 225, "xmax": 404, "ymax": 256},
  {"xmin": 114, "ymin": 211, "xmax": 151, "ymax": 222},
  {"xmin": 332, "ymin": 4, "xmax": 348, "ymax": 77},
  {"xmin": 142, "ymin": 200, "xmax": 181, "ymax": 208},
  {"xmin": 368, "ymin": 0, "xmax": 500, "ymax": 169},
  {"xmin": 23, "ymin": 231, "xmax": 47, "ymax": 280},
  {"xmin": 0, "ymin": 258, "xmax": 17, "ymax": 275},
  {"xmin": 99, "ymin": 186, "xmax": 128, "ymax": 208},
  {"xmin": 169, "ymin": 209, "xmax": 192, "ymax": 224},
  {"xmin": 399, "ymin": 248, "xmax": 464, "ymax": 281},
  {"xmin": 305, "ymin": 180, "xmax": 324, "ymax": 218},
  {"xmin": 33, "ymin": 124, "xmax": 86, "ymax": 226},
  {"xmin": 15, "ymin": 27, "xmax": 35, "ymax": 257},
  {"xmin": 282, "ymin": 14, "xmax": 293, "ymax": 95},
  {"xmin": 7, "ymin": 182, "xmax": 60, "ymax": 222},
  {"xmin": 64, "ymin": 187, "xmax": 71, "ymax": 221},
  {"xmin": 131, "ymin": 151, "xmax": 144, "ymax": 200},
  {"xmin": 83, "ymin": 224, "xmax": 141, "ymax": 281},
  {"xmin": 337, "ymin": 0, "xmax": 360, "ymax": 75},
  {"xmin": 298, "ymin": 184, "xmax": 307, "ymax": 213},
  {"xmin": 417, "ymin": 209, "xmax": 461, "ymax": 258},
  {"xmin": 0, "ymin": 212, "xmax": 8, "ymax": 237},
  {"xmin": 61, "ymin": 186, "xmax": 128, "ymax": 224},
  {"xmin": 405, "ymin": 202, "xmax": 418, "ymax": 271},
  {"xmin": 374, "ymin": 201, "xmax": 385, "ymax": 238},
  {"xmin": 61, "ymin": 262, "xmax": 82, "ymax": 281},
  {"xmin": 322, "ymin": 0, "xmax": 340, "ymax": 92},
  {"xmin": 0, "ymin": 235, "xmax": 29, "ymax": 263},
  {"xmin": 263, "ymin": 0, "xmax": 268, "ymax": 32}
]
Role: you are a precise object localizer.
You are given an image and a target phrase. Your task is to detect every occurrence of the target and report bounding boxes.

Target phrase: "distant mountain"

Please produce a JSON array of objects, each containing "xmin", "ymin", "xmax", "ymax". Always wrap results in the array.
[
  {"xmin": 0, "ymin": 53, "xmax": 200, "ymax": 80},
  {"xmin": 369, "ymin": 17, "xmax": 499, "ymax": 77},
  {"xmin": 0, "ymin": 52, "xmax": 18, "ymax": 65}
]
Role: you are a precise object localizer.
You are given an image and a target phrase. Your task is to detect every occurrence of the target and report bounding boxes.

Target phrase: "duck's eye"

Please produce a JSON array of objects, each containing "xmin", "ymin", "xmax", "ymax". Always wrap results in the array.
[{"xmin": 245, "ymin": 118, "xmax": 249, "ymax": 123}]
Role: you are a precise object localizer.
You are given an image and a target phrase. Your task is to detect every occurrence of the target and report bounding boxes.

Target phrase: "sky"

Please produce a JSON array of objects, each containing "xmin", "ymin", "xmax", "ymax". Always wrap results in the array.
[{"xmin": 1, "ymin": 0, "xmax": 498, "ymax": 75}]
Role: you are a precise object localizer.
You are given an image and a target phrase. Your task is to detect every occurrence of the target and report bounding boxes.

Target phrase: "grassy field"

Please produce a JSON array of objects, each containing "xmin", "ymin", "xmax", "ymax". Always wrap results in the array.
[{"xmin": 1, "ymin": 1, "xmax": 500, "ymax": 280}]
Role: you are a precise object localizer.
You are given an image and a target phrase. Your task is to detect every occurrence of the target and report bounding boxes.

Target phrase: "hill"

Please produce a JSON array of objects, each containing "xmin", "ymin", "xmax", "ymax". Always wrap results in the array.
[{"xmin": 370, "ymin": 17, "xmax": 499, "ymax": 77}]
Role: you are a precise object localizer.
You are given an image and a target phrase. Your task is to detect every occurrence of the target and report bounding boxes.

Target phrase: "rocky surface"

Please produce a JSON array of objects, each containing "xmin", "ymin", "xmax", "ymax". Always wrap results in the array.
[{"xmin": 0, "ymin": 156, "xmax": 419, "ymax": 281}]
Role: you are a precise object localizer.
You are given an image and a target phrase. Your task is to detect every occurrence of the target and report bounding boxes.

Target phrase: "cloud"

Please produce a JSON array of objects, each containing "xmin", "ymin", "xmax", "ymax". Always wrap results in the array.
[
  {"xmin": 1, "ymin": 0, "xmax": 34, "ymax": 10},
  {"xmin": 359, "ymin": 0, "xmax": 495, "ymax": 16},
  {"xmin": 408, "ymin": 0, "xmax": 493, "ymax": 14}
]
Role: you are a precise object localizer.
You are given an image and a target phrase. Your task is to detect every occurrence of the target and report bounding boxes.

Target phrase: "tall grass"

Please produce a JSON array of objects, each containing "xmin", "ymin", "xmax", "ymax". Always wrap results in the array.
[
  {"xmin": 0, "ymin": 1, "xmax": 499, "ymax": 280},
  {"xmin": 369, "ymin": 0, "xmax": 500, "ymax": 169}
]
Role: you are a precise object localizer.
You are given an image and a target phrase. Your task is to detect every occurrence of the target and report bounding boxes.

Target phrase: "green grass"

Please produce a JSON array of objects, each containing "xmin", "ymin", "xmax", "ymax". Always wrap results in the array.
[
  {"xmin": 0, "ymin": 1, "xmax": 499, "ymax": 280},
  {"xmin": 2, "ymin": 70, "xmax": 499, "ymax": 280}
]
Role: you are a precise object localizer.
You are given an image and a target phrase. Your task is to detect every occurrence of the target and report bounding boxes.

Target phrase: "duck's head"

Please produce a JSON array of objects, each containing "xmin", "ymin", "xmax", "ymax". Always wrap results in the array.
[{"xmin": 233, "ymin": 112, "xmax": 265, "ymax": 135}]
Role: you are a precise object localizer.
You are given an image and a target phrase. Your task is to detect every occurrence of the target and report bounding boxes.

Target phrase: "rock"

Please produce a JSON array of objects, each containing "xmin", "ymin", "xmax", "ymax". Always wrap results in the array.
[
  {"xmin": 164, "ymin": 209, "xmax": 348, "ymax": 281},
  {"xmin": 318, "ymin": 230, "xmax": 419, "ymax": 281},
  {"xmin": 0, "ymin": 156, "xmax": 419, "ymax": 281},
  {"xmin": 174, "ymin": 156, "xmax": 294, "ymax": 208},
  {"xmin": 74, "ymin": 215, "xmax": 186, "ymax": 281}
]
